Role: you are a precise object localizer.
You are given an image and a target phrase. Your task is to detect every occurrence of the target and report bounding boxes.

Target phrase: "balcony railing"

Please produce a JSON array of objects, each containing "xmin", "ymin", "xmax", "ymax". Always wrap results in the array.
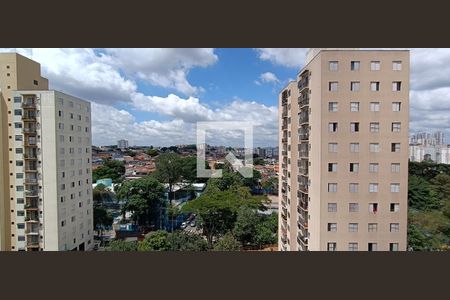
[
  {"xmin": 25, "ymin": 215, "xmax": 39, "ymax": 222},
  {"xmin": 24, "ymin": 178, "xmax": 38, "ymax": 185},
  {"xmin": 25, "ymin": 228, "xmax": 39, "ymax": 235},
  {"xmin": 25, "ymin": 201, "xmax": 39, "ymax": 210},
  {"xmin": 26, "ymin": 241, "xmax": 40, "ymax": 247},
  {"xmin": 23, "ymin": 128, "xmax": 37, "ymax": 134},
  {"xmin": 22, "ymin": 115, "xmax": 37, "ymax": 121},
  {"xmin": 299, "ymin": 113, "xmax": 309, "ymax": 124},
  {"xmin": 25, "ymin": 190, "xmax": 39, "ymax": 197},
  {"xmin": 24, "ymin": 153, "xmax": 38, "ymax": 160},
  {"xmin": 297, "ymin": 235, "xmax": 308, "ymax": 246}
]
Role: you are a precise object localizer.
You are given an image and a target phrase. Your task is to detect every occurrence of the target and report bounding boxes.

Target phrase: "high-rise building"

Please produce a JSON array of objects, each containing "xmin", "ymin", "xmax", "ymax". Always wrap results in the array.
[
  {"xmin": 279, "ymin": 49, "xmax": 409, "ymax": 251},
  {"xmin": 409, "ymin": 131, "xmax": 450, "ymax": 164},
  {"xmin": 1, "ymin": 53, "xmax": 93, "ymax": 251},
  {"xmin": 0, "ymin": 53, "xmax": 49, "ymax": 251},
  {"xmin": 117, "ymin": 139, "xmax": 129, "ymax": 149}
]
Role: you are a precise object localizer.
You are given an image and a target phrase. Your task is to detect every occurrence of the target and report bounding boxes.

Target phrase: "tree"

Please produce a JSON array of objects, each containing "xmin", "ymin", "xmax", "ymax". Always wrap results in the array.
[
  {"xmin": 180, "ymin": 156, "xmax": 209, "ymax": 183},
  {"xmin": 213, "ymin": 233, "xmax": 242, "ymax": 251},
  {"xmin": 154, "ymin": 153, "xmax": 183, "ymax": 204},
  {"xmin": 107, "ymin": 240, "xmax": 138, "ymax": 251},
  {"xmin": 182, "ymin": 188, "xmax": 265, "ymax": 247},
  {"xmin": 167, "ymin": 232, "xmax": 208, "ymax": 251},
  {"xmin": 147, "ymin": 149, "xmax": 159, "ymax": 157},
  {"xmin": 233, "ymin": 206, "xmax": 259, "ymax": 246},
  {"xmin": 255, "ymin": 213, "xmax": 278, "ymax": 248},
  {"xmin": 94, "ymin": 206, "xmax": 113, "ymax": 234},
  {"xmin": 116, "ymin": 176, "xmax": 165, "ymax": 228},
  {"xmin": 93, "ymin": 160, "xmax": 125, "ymax": 183},
  {"xmin": 138, "ymin": 230, "xmax": 170, "ymax": 251},
  {"xmin": 167, "ymin": 204, "xmax": 181, "ymax": 232},
  {"xmin": 408, "ymin": 175, "xmax": 440, "ymax": 210},
  {"xmin": 253, "ymin": 157, "xmax": 265, "ymax": 165}
]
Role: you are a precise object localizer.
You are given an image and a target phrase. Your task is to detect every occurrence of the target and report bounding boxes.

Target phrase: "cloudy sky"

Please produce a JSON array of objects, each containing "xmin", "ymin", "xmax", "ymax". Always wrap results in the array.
[{"xmin": 1, "ymin": 48, "xmax": 449, "ymax": 146}]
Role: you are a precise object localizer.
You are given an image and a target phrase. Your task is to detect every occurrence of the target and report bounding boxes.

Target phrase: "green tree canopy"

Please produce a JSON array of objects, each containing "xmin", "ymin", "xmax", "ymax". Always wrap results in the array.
[
  {"xmin": 213, "ymin": 233, "xmax": 242, "ymax": 251},
  {"xmin": 93, "ymin": 160, "xmax": 125, "ymax": 183},
  {"xmin": 107, "ymin": 240, "xmax": 138, "ymax": 251},
  {"xmin": 138, "ymin": 230, "xmax": 170, "ymax": 251},
  {"xmin": 154, "ymin": 153, "xmax": 183, "ymax": 203}
]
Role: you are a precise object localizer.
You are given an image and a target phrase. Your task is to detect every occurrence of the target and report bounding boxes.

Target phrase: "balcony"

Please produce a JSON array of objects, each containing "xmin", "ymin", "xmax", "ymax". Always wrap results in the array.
[
  {"xmin": 298, "ymin": 94, "xmax": 310, "ymax": 108},
  {"xmin": 298, "ymin": 77, "xmax": 309, "ymax": 92},
  {"xmin": 25, "ymin": 190, "xmax": 39, "ymax": 197},
  {"xmin": 22, "ymin": 128, "xmax": 37, "ymax": 134},
  {"xmin": 297, "ymin": 219, "xmax": 308, "ymax": 230},
  {"xmin": 281, "ymin": 124, "xmax": 288, "ymax": 131},
  {"xmin": 25, "ymin": 200, "xmax": 38, "ymax": 210},
  {"xmin": 299, "ymin": 151, "xmax": 309, "ymax": 158},
  {"xmin": 298, "ymin": 166, "xmax": 308, "ymax": 175},
  {"xmin": 24, "ymin": 178, "xmax": 38, "ymax": 185},
  {"xmin": 22, "ymin": 99, "xmax": 37, "ymax": 108},
  {"xmin": 281, "ymin": 137, "xmax": 287, "ymax": 143},
  {"xmin": 22, "ymin": 115, "xmax": 37, "ymax": 122},
  {"xmin": 299, "ymin": 113, "xmax": 309, "ymax": 124},
  {"xmin": 298, "ymin": 201, "xmax": 308, "ymax": 211},
  {"xmin": 24, "ymin": 167, "xmax": 38, "ymax": 173},
  {"xmin": 26, "ymin": 241, "xmax": 40, "ymax": 248},
  {"xmin": 298, "ymin": 184, "xmax": 308, "ymax": 194},
  {"xmin": 25, "ymin": 215, "xmax": 39, "ymax": 223},
  {"xmin": 297, "ymin": 235, "xmax": 308, "ymax": 246},
  {"xmin": 24, "ymin": 141, "xmax": 38, "ymax": 148},
  {"xmin": 24, "ymin": 153, "xmax": 38, "ymax": 160},
  {"xmin": 25, "ymin": 227, "xmax": 39, "ymax": 235},
  {"xmin": 281, "ymin": 150, "xmax": 287, "ymax": 156}
]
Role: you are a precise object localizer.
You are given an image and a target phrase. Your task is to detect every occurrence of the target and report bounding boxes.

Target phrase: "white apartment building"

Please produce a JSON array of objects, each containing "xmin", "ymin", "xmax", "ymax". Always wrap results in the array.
[
  {"xmin": 117, "ymin": 139, "xmax": 129, "ymax": 149},
  {"xmin": 11, "ymin": 90, "xmax": 94, "ymax": 251}
]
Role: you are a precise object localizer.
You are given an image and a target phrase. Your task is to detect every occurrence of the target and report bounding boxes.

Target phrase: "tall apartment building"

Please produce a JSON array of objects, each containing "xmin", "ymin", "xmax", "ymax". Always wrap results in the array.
[
  {"xmin": 117, "ymin": 139, "xmax": 129, "ymax": 149},
  {"xmin": 1, "ymin": 53, "xmax": 94, "ymax": 251},
  {"xmin": 279, "ymin": 49, "xmax": 409, "ymax": 251}
]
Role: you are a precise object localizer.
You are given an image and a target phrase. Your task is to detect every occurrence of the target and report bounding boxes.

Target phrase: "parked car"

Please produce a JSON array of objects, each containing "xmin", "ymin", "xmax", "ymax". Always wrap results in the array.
[{"xmin": 180, "ymin": 222, "xmax": 188, "ymax": 229}]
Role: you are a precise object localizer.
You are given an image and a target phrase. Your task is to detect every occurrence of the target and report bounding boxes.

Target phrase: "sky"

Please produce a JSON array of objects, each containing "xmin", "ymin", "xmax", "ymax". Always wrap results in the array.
[{"xmin": 1, "ymin": 48, "xmax": 449, "ymax": 147}]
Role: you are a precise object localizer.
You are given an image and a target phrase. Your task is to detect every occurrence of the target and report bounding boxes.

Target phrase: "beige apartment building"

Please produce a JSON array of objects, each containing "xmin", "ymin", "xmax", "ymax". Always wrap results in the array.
[
  {"xmin": 0, "ymin": 53, "xmax": 94, "ymax": 251},
  {"xmin": 279, "ymin": 48, "xmax": 409, "ymax": 251}
]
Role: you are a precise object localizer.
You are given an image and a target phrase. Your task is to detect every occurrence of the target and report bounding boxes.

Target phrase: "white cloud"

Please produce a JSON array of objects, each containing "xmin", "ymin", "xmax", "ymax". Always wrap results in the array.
[
  {"xmin": 255, "ymin": 48, "xmax": 308, "ymax": 68},
  {"xmin": 255, "ymin": 72, "xmax": 280, "ymax": 85},
  {"xmin": 0, "ymin": 48, "xmax": 137, "ymax": 105},
  {"xmin": 103, "ymin": 48, "xmax": 218, "ymax": 95}
]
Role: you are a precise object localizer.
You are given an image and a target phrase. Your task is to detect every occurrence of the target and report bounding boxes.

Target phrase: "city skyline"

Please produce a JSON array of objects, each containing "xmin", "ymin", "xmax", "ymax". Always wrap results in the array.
[{"xmin": 0, "ymin": 48, "xmax": 448, "ymax": 147}]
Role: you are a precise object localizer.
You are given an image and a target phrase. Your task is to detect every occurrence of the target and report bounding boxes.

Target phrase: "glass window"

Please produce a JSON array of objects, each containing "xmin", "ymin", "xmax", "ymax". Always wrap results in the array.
[
  {"xmin": 370, "ymin": 81, "xmax": 380, "ymax": 91},
  {"xmin": 329, "ymin": 82, "xmax": 338, "ymax": 92},
  {"xmin": 370, "ymin": 61, "xmax": 381, "ymax": 71},
  {"xmin": 370, "ymin": 143, "xmax": 380, "ymax": 153},
  {"xmin": 348, "ymin": 223, "xmax": 358, "ymax": 232},
  {"xmin": 14, "ymin": 109, "xmax": 22, "ymax": 116},
  {"xmin": 350, "ymin": 81, "xmax": 360, "ymax": 91},
  {"xmin": 391, "ymin": 163, "xmax": 400, "ymax": 173},
  {"xmin": 349, "ymin": 183, "xmax": 359, "ymax": 193},
  {"xmin": 390, "ymin": 223, "xmax": 400, "ymax": 232},
  {"xmin": 327, "ymin": 242, "xmax": 337, "ymax": 251},
  {"xmin": 328, "ymin": 102, "xmax": 338, "ymax": 112},
  {"xmin": 368, "ymin": 243, "xmax": 377, "ymax": 251},
  {"xmin": 350, "ymin": 102, "xmax": 359, "ymax": 112},
  {"xmin": 350, "ymin": 143, "xmax": 360, "ymax": 153},
  {"xmin": 390, "ymin": 203, "xmax": 400, "ymax": 212},
  {"xmin": 327, "ymin": 223, "xmax": 337, "ymax": 232},
  {"xmin": 391, "ymin": 183, "xmax": 400, "ymax": 193},
  {"xmin": 351, "ymin": 61, "xmax": 360, "ymax": 71},
  {"xmin": 328, "ymin": 163, "xmax": 338, "ymax": 172},
  {"xmin": 390, "ymin": 243, "xmax": 399, "ymax": 251},
  {"xmin": 370, "ymin": 122, "xmax": 380, "ymax": 133},
  {"xmin": 392, "ymin": 122, "xmax": 401, "ymax": 132},
  {"xmin": 392, "ymin": 102, "xmax": 401, "ymax": 111},
  {"xmin": 392, "ymin": 81, "xmax": 402, "ymax": 91},
  {"xmin": 328, "ymin": 203, "xmax": 337, "ymax": 212},
  {"xmin": 393, "ymin": 61, "xmax": 402, "ymax": 71},
  {"xmin": 349, "ymin": 203, "xmax": 359, "ymax": 212},
  {"xmin": 348, "ymin": 243, "xmax": 358, "ymax": 251},
  {"xmin": 369, "ymin": 203, "xmax": 378, "ymax": 213},
  {"xmin": 328, "ymin": 143, "xmax": 338, "ymax": 153},
  {"xmin": 370, "ymin": 102, "xmax": 380, "ymax": 112},
  {"xmin": 369, "ymin": 163, "xmax": 379, "ymax": 173},
  {"xmin": 328, "ymin": 183, "xmax": 337, "ymax": 193},
  {"xmin": 350, "ymin": 122, "xmax": 359, "ymax": 132},
  {"xmin": 369, "ymin": 183, "xmax": 379, "ymax": 193},
  {"xmin": 14, "ymin": 122, "xmax": 22, "ymax": 128},
  {"xmin": 391, "ymin": 143, "xmax": 401, "ymax": 152},
  {"xmin": 329, "ymin": 61, "xmax": 339, "ymax": 71},
  {"xmin": 329, "ymin": 122, "xmax": 338, "ymax": 132},
  {"xmin": 368, "ymin": 223, "xmax": 378, "ymax": 232},
  {"xmin": 349, "ymin": 163, "xmax": 359, "ymax": 173}
]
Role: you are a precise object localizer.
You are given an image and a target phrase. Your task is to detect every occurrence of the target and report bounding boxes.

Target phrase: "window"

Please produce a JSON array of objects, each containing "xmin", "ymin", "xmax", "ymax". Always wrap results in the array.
[
  {"xmin": 327, "ymin": 242, "xmax": 337, "ymax": 251},
  {"xmin": 61, "ymin": 184, "xmax": 66, "ymax": 190},
  {"xmin": 70, "ymin": 125, "xmax": 74, "ymax": 131},
  {"xmin": 16, "ymin": 161, "xmax": 23, "ymax": 166},
  {"xmin": 369, "ymin": 183, "xmax": 379, "ymax": 193},
  {"xmin": 328, "ymin": 143, "xmax": 338, "ymax": 153},
  {"xmin": 59, "ymin": 135, "xmax": 65, "ymax": 142},
  {"xmin": 329, "ymin": 82, "xmax": 338, "ymax": 92},
  {"xmin": 328, "ymin": 183, "xmax": 337, "ymax": 193},
  {"xmin": 348, "ymin": 243, "xmax": 358, "ymax": 251},
  {"xmin": 327, "ymin": 223, "xmax": 337, "ymax": 232},
  {"xmin": 328, "ymin": 203, "xmax": 337, "ymax": 212},
  {"xmin": 17, "ymin": 198, "xmax": 24, "ymax": 204},
  {"xmin": 391, "ymin": 163, "xmax": 400, "ymax": 173},
  {"xmin": 350, "ymin": 122, "xmax": 359, "ymax": 132},
  {"xmin": 392, "ymin": 102, "xmax": 401, "ymax": 111},
  {"xmin": 389, "ymin": 243, "xmax": 399, "ymax": 251},
  {"xmin": 349, "ymin": 223, "xmax": 358, "ymax": 232},
  {"xmin": 15, "ymin": 135, "xmax": 23, "ymax": 141},
  {"xmin": 390, "ymin": 203, "xmax": 400, "ymax": 212},
  {"xmin": 17, "ymin": 223, "xmax": 25, "ymax": 229},
  {"xmin": 349, "ymin": 203, "xmax": 359, "ymax": 212},
  {"xmin": 349, "ymin": 163, "xmax": 359, "ymax": 173},
  {"xmin": 329, "ymin": 122, "xmax": 338, "ymax": 132},
  {"xmin": 350, "ymin": 102, "xmax": 359, "ymax": 112},
  {"xmin": 16, "ymin": 173, "xmax": 23, "ymax": 179},
  {"xmin": 14, "ymin": 122, "xmax": 22, "ymax": 128},
  {"xmin": 391, "ymin": 143, "xmax": 401, "ymax": 152},
  {"xmin": 328, "ymin": 163, "xmax": 338, "ymax": 172},
  {"xmin": 391, "ymin": 183, "xmax": 400, "ymax": 193},
  {"xmin": 370, "ymin": 81, "xmax": 380, "ymax": 91},
  {"xmin": 370, "ymin": 61, "xmax": 381, "ymax": 71},
  {"xmin": 349, "ymin": 183, "xmax": 359, "ymax": 193},
  {"xmin": 14, "ymin": 96, "xmax": 21, "ymax": 103},
  {"xmin": 369, "ymin": 203, "xmax": 378, "ymax": 213},
  {"xmin": 392, "ymin": 81, "xmax": 402, "ymax": 91},
  {"xmin": 58, "ymin": 123, "xmax": 64, "ymax": 130},
  {"xmin": 369, "ymin": 122, "xmax": 380, "ymax": 133},
  {"xmin": 17, "ymin": 210, "xmax": 25, "ymax": 217},
  {"xmin": 350, "ymin": 143, "xmax": 360, "ymax": 153},
  {"xmin": 370, "ymin": 102, "xmax": 380, "ymax": 112},
  {"xmin": 369, "ymin": 163, "xmax": 379, "ymax": 173},
  {"xmin": 350, "ymin": 81, "xmax": 360, "ymax": 91},
  {"xmin": 14, "ymin": 109, "xmax": 22, "ymax": 116},
  {"xmin": 368, "ymin": 223, "xmax": 378, "ymax": 232},
  {"xmin": 392, "ymin": 122, "xmax": 401, "ymax": 132},
  {"xmin": 61, "ymin": 220, "xmax": 66, "ymax": 227},
  {"xmin": 16, "ymin": 186, "xmax": 24, "ymax": 192},
  {"xmin": 60, "ymin": 196, "xmax": 65, "ymax": 203},
  {"xmin": 18, "ymin": 236, "xmax": 25, "ymax": 241},
  {"xmin": 15, "ymin": 148, "xmax": 23, "ymax": 154},
  {"xmin": 329, "ymin": 61, "xmax": 339, "ymax": 71},
  {"xmin": 33, "ymin": 80, "xmax": 38, "ymax": 85},
  {"xmin": 368, "ymin": 243, "xmax": 378, "ymax": 251},
  {"xmin": 351, "ymin": 61, "xmax": 360, "ymax": 71},
  {"xmin": 328, "ymin": 102, "xmax": 338, "ymax": 112},
  {"xmin": 393, "ymin": 61, "xmax": 402, "ymax": 71},
  {"xmin": 390, "ymin": 223, "xmax": 400, "ymax": 232},
  {"xmin": 370, "ymin": 143, "xmax": 380, "ymax": 153}
]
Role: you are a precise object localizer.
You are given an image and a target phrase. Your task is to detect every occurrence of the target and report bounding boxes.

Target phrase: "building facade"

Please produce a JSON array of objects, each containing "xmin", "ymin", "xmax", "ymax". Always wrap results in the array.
[
  {"xmin": 1, "ymin": 53, "xmax": 93, "ymax": 251},
  {"xmin": 117, "ymin": 139, "xmax": 129, "ymax": 149},
  {"xmin": 0, "ymin": 53, "xmax": 49, "ymax": 251},
  {"xmin": 10, "ymin": 90, "xmax": 94, "ymax": 251},
  {"xmin": 279, "ymin": 49, "xmax": 410, "ymax": 251},
  {"xmin": 409, "ymin": 131, "xmax": 450, "ymax": 164}
]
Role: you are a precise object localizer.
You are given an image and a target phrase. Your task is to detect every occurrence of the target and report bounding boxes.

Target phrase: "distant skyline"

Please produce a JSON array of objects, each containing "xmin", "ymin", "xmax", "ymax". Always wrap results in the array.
[{"xmin": 1, "ymin": 48, "xmax": 449, "ymax": 146}]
